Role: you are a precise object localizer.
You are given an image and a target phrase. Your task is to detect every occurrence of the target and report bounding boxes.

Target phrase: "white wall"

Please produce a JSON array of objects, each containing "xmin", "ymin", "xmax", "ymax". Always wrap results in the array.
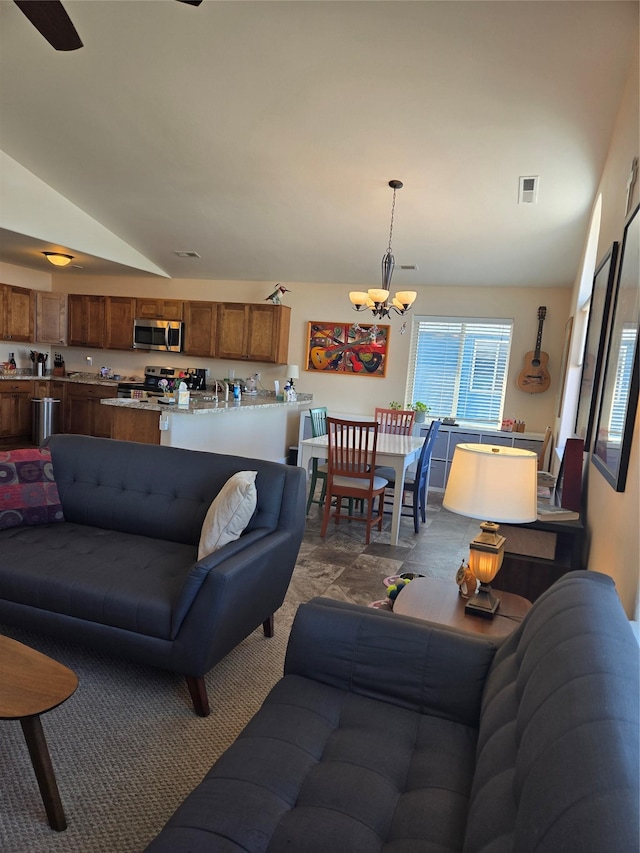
[{"xmin": 567, "ymin": 43, "xmax": 639, "ymax": 618}]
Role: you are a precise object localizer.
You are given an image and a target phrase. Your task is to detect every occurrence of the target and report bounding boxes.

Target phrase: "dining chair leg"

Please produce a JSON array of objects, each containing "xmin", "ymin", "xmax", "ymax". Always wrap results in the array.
[{"xmin": 306, "ymin": 470, "xmax": 319, "ymax": 514}]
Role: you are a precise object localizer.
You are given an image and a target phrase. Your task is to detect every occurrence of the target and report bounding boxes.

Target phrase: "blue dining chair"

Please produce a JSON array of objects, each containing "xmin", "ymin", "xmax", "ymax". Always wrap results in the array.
[{"xmin": 376, "ymin": 419, "xmax": 441, "ymax": 533}]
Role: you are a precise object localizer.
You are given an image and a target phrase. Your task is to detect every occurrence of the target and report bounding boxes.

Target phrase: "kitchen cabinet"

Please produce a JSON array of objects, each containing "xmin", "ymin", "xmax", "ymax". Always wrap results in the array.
[
  {"xmin": 35, "ymin": 291, "xmax": 67, "ymax": 345},
  {"xmin": 134, "ymin": 298, "xmax": 183, "ymax": 320},
  {"xmin": 50, "ymin": 381, "xmax": 66, "ymax": 432},
  {"xmin": 0, "ymin": 380, "xmax": 33, "ymax": 439},
  {"xmin": 183, "ymin": 301, "xmax": 218, "ymax": 358},
  {"xmin": 68, "ymin": 295, "xmax": 105, "ymax": 348},
  {"xmin": 64, "ymin": 383, "xmax": 116, "ymax": 437},
  {"xmin": 217, "ymin": 303, "xmax": 290, "ymax": 364},
  {"xmin": 32, "ymin": 379, "xmax": 50, "ymax": 399},
  {"xmin": 0, "ymin": 284, "xmax": 34, "ymax": 343},
  {"xmin": 110, "ymin": 406, "xmax": 160, "ymax": 444},
  {"xmin": 105, "ymin": 297, "xmax": 136, "ymax": 350}
]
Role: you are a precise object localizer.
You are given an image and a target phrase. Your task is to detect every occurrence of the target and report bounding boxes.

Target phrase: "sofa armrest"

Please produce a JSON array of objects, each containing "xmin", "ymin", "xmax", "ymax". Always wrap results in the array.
[{"xmin": 285, "ymin": 597, "xmax": 499, "ymax": 728}]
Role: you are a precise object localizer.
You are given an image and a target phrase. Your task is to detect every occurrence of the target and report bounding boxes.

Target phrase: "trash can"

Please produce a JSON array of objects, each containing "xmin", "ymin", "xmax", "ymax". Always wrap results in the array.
[{"xmin": 31, "ymin": 397, "xmax": 60, "ymax": 445}]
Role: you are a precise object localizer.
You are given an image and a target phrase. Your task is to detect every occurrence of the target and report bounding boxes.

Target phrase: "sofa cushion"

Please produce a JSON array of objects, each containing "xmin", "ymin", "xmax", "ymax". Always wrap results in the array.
[
  {"xmin": 0, "ymin": 522, "xmax": 196, "ymax": 640},
  {"xmin": 197, "ymin": 470, "xmax": 257, "ymax": 559},
  {"xmin": 145, "ymin": 673, "xmax": 477, "ymax": 853},
  {"xmin": 0, "ymin": 448, "xmax": 64, "ymax": 530}
]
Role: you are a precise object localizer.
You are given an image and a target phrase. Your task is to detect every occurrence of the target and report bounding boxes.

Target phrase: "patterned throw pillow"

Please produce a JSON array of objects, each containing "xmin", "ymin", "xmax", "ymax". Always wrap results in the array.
[{"xmin": 0, "ymin": 447, "xmax": 65, "ymax": 530}]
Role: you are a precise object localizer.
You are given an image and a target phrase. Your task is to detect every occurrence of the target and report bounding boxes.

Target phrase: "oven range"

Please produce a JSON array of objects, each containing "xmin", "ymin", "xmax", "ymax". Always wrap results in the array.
[{"xmin": 117, "ymin": 365, "xmax": 207, "ymax": 399}]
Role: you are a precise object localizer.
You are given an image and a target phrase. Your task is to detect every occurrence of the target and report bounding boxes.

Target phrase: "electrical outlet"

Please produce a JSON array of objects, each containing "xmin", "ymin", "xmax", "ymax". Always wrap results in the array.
[
  {"xmin": 255, "ymin": 372, "xmax": 261, "ymax": 381},
  {"xmin": 159, "ymin": 414, "xmax": 169, "ymax": 431},
  {"xmin": 86, "ymin": 356, "xmax": 92, "ymax": 366}
]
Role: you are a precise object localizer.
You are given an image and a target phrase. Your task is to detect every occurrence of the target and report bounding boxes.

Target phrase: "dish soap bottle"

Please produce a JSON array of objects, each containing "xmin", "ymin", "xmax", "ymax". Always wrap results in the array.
[{"xmin": 233, "ymin": 382, "xmax": 241, "ymax": 401}]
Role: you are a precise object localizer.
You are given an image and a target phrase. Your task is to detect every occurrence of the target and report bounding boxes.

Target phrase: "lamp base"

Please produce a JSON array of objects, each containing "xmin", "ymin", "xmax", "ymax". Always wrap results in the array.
[{"xmin": 464, "ymin": 583, "xmax": 500, "ymax": 619}]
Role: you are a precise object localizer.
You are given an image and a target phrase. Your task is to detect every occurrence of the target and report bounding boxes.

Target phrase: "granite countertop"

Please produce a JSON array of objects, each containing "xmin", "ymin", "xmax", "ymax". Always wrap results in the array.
[
  {"xmin": 0, "ymin": 371, "xmax": 126, "ymax": 387},
  {"xmin": 101, "ymin": 393, "xmax": 312, "ymax": 415}
]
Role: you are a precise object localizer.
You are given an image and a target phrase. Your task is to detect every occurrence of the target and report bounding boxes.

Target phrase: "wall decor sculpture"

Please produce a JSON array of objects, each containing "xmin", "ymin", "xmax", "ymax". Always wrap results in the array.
[{"xmin": 305, "ymin": 322, "xmax": 389, "ymax": 377}]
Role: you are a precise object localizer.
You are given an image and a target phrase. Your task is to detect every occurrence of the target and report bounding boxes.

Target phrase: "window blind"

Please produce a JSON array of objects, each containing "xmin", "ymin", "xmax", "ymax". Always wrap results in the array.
[{"xmin": 406, "ymin": 316, "xmax": 513, "ymax": 426}]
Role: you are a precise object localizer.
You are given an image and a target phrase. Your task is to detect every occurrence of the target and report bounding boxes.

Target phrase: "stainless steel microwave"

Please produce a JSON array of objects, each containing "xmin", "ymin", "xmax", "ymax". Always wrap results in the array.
[{"xmin": 133, "ymin": 318, "xmax": 183, "ymax": 352}]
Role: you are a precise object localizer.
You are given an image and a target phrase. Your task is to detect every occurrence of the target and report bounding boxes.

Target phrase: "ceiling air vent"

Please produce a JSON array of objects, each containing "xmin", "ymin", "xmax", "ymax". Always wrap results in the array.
[
  {"xmin": 173, "ymin": 251, "xmax": 201, "ymax": 258},
  {"xmin": 519, "ymin": 176, "xmax": 539, "ymax": 205},
  {"xmin": 400, "ymin": 264, "xmax": 418, "ymax": 271}
]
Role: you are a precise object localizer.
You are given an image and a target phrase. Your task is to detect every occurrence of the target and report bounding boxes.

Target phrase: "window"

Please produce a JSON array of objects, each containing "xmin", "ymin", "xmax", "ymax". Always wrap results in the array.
[{"xmin": 406, "ymin": 316, "xmax": 513, "ymax": 427}]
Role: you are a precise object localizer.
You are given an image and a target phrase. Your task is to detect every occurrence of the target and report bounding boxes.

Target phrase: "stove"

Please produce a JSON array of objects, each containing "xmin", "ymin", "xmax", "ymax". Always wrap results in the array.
[{"xmin": 117, "ymin": 366, "xmax": 207, "ymax": 398}]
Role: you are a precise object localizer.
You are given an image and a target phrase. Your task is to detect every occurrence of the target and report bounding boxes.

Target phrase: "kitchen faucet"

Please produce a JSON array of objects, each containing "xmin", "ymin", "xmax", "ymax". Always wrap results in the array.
[{"xmin": 211, "ymin": 379, "xmax": 229, "ymax": 403}]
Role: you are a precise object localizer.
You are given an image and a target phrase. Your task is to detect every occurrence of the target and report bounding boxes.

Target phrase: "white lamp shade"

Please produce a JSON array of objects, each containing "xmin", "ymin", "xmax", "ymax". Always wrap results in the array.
[
  {"xmin": 368, "ymin": 289, "xmax": 389, "ymax": 303},
  {"xmin": 286, "ymin": 364, "xmax": 299, "ymax": 380},
  {"xmin": 443, "ymin": 444, "xmax": 538, "ymax": 523},
  {"xmin": 349, "ymin": 291, "xmax": 369, "ymax": 306}
]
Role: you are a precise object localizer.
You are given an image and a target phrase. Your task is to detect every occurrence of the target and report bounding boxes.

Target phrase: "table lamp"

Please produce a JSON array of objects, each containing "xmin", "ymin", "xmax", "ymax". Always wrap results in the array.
[
  {"xmin": 286, "ymin": 364, "xmax": 299, "ymax": 392},
  {"xmin": 443, "ymin": 444, "xmax": 538, "ymax": 618}
]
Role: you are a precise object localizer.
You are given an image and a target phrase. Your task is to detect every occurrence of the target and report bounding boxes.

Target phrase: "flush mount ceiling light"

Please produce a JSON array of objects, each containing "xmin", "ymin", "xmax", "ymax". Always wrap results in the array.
[
  {"xmin": 43, "ymin": 252, "xmax": 74, "ymax": 267},
  {"xmin": 350, "ymin": 180, "xmax": 417, "ymax": 319}
]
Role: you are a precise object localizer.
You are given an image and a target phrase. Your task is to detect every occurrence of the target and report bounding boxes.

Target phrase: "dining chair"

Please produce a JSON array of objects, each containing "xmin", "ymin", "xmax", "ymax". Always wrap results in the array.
[
  {"xmin": 320, "ymin": 418, "xmax": 388, "ymax": 544},
  {"xmin": 374, "ymin": 407, "xmax": 416, "ymax": 435},
  {"xmin": 306, "ymin": 406, "xmax": 329, "ymax": 514},
  {"xmin": 538, "ymin": 426, "xmax": 553, "ymax": 471},
  {"xmin": 376, "ymin": 419, "xmax": 441, "ymax": 533}
]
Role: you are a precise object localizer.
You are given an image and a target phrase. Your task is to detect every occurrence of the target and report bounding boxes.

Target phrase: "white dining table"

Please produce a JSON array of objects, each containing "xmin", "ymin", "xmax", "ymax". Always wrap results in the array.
[{"xmin": 299, "ymin": 432, "xmax": 425, "ymax": 546}]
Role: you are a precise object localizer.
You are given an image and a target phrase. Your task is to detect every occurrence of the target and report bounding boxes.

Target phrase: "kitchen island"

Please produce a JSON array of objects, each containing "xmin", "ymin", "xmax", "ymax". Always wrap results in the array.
[{"xmin": 101, "ymin": 393, "xmax": 312, "ymax": 462}]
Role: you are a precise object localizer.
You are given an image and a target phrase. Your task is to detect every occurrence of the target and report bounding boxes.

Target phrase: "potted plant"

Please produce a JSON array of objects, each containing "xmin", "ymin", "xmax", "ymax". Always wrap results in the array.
[
  {"xmin": 389, "ymin": 401, "xmax": 403, "ymax": 410},
  {"xmin": 411, "ymin": 401, "xmax": 430, "ymax": 423}
]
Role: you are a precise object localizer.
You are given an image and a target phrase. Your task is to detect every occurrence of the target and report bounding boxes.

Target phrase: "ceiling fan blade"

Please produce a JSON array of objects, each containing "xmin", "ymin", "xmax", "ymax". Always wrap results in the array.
[{"xmin": 14, "ymin": 0, "xmax": 83, "ymax": 51}]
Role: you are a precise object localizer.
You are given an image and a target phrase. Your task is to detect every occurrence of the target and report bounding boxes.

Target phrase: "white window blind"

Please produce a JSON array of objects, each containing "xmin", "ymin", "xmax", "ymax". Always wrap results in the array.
[{"xmin": 406, "ymin": 316, "xmax": 513, "ymax": 427}]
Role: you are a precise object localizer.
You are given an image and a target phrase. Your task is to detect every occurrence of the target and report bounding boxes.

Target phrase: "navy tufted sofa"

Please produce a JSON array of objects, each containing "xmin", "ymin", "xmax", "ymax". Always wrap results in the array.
[
  {"xmin": 0, "ymin": 434, "xmax": 305, "ymax": 716},
  {"xmin": 145, "ymin": 571, "xmax": 639, "ymax": 852}
]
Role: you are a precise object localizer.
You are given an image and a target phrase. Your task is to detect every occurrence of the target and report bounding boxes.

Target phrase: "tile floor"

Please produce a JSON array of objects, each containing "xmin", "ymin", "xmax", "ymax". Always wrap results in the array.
[{"xmin": 293, "ymin": 488, "xmax": 477, "ymax": 609}]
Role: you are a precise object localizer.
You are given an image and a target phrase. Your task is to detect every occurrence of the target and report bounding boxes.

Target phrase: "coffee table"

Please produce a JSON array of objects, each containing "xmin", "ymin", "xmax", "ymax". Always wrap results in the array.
[
  {"xmin": 393, "ymin": 576, "xmax": 531, "ymax": 637},
  {"xmin": 0, "ymin": 634, "xmax": 78, "ymax": 831}
]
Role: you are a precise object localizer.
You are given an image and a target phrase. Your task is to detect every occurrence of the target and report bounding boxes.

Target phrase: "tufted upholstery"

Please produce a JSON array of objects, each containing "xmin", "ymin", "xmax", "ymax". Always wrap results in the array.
[
  {"xmin": 146, "ymin": 572, "xmax": 639, "ymax": 852},
  {"xmin": 0, "ymin": 435, "xmax": 306, "ymax": 713}
]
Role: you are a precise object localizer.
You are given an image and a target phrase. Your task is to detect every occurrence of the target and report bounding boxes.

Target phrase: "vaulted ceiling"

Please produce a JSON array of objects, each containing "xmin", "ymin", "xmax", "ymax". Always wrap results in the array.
[{"xmin": 0, "ymin": 1, "xmax": 637, "ymax": 286}]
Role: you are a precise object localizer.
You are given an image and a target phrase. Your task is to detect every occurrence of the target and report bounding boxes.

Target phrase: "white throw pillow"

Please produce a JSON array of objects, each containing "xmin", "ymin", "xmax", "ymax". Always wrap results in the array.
[{"xmin": 197, "ymin": 471, "xmax": 258, "ymax": 559}]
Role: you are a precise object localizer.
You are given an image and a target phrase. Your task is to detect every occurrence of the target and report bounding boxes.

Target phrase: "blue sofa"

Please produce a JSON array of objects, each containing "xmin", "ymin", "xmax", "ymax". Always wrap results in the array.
[
  {"xmin": 146, "ymin": 571, "xmax": 639, "ymax": 851},
  {"xmin": 0, "ymin": 434, "xmax": 306, "ymax": 716}
]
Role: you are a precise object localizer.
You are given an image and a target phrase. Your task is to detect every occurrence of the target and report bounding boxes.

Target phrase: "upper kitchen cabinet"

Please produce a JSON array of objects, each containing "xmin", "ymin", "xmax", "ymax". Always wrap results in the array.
[
  {"xmin": 183, "ymin": 301, "xmax": 218, "ymax": 358},
  {"xmin": 35, "ymin": 291, "xmax": 67, "ymax": 345},
  {"xmin": 134, "ymin": 298, "xmax": 183, "ymax": 320},
  {"xmin": 105, "ymin": 297, "xmax": 135, "ymax": 350},
  {"xmin": 0, "ymin": 283, "xmax": 34, "ymax": 343},
  {"xmin": 217, "ymin": 303, "xmax": 290, "ymax": 364},
  {"xmin": 68, "ymin": 294, "xmax": 105, "ymax": 348}
]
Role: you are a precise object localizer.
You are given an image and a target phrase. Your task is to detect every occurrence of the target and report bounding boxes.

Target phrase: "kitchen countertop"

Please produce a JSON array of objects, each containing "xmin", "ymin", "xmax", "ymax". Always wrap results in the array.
[
  {"xmin": 0, "ymin": 371, "xmax": 126, "ymax": 387},
  {"xmin": 101, "ymin": 393, "xmax": 312, "ymax": 414}
]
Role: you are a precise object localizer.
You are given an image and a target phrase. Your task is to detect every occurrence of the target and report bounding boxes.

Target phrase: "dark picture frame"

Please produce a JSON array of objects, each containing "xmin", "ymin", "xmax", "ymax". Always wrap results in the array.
[
  {"xmin": 592, "ymin": 204, "xmax": 639, "ymax": 491},
  {"xmin": 305, "ymin": 322, "xmax": 389, "ymax": 377},
  {"xmin": 574, "ymin": 242, "xmax": 618, "ymax": 449}
]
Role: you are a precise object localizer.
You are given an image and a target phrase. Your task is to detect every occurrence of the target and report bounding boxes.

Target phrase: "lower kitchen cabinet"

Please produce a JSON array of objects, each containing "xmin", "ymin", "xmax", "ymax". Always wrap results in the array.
[
  {"xmin": 64, "ymin": 384, "xmax": 116, "ymax": 437},
  {"xmin": 0, "ymin": 380, "xmax": 33, "ymax": 440},
  {"xmin": 110, "ymin": 406, "xmax": 160, "ymax": 444}
]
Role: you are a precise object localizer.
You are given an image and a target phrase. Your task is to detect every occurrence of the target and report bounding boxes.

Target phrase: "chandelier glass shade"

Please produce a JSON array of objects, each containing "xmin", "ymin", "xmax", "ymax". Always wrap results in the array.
[{"xmin": 349, "ymin": 180, "xmax": 416, "ymax": 319}]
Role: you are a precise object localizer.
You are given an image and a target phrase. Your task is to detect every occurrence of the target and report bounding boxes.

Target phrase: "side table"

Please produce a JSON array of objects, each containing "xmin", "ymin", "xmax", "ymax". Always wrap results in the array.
[
  {"xmin": 0, "ymin": 634, "xmax": 79, "ymax": 831},
  {"xmin": 393, "ymin": 576, "xmax": 531, "ymax": 637}
]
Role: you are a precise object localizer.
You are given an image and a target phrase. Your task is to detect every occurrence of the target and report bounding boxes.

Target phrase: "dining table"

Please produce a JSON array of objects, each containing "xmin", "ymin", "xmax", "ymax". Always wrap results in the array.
[{"xmin": 299, "ymin": 431, "xmax": 425, "ymax": 546}]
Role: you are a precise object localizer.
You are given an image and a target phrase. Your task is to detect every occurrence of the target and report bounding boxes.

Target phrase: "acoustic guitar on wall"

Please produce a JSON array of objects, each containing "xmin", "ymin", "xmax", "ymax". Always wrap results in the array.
[{"xmin": 517, "ymin": 306, "xmax": 550, "ymax": 393}]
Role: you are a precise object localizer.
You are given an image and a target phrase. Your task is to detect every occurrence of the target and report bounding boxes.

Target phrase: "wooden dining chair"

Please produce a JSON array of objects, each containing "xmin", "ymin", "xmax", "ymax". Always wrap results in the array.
[
  {"xmin": 306, "ymin": 406, "xmax": 329, "ymax": 514},
  {"xmin": 320, "ymin": 418, "xmax": 388, "ymax": 544},
  {"xmin": 377, "ymin": 420, "xmax": 441, "ymax": 533},
  {"xmin": 374, "ymin": 407, "xmax": 416, "ymax": 435},
  {"xmin": 538, "ymin": 426, "xmax": 553, "ymax": 471}
]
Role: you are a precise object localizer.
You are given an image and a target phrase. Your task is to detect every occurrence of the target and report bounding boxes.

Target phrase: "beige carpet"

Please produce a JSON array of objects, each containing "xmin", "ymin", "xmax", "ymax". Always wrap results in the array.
[{"xmin": 0, "ymin": 496, "xmax": 473, "ymax": 852}]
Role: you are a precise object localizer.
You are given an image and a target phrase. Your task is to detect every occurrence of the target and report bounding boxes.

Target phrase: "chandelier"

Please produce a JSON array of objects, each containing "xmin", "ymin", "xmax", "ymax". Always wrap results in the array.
[{"xmin": 349, "ymin": 179, "xmax": 417, "ymax": 319}]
